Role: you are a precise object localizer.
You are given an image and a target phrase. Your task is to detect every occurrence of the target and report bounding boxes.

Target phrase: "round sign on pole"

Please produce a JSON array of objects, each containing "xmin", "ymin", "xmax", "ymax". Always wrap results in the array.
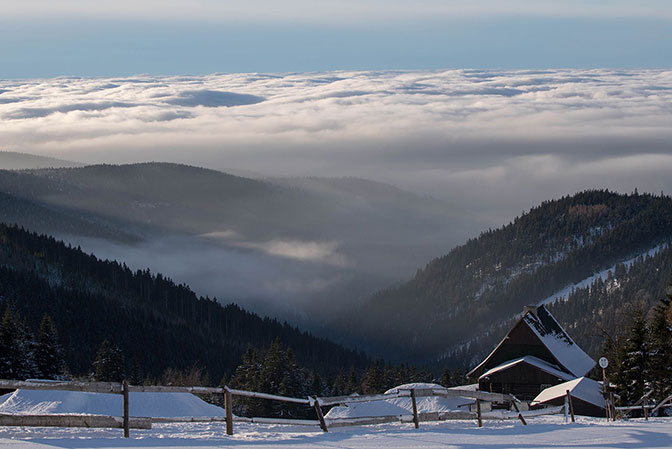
[{"xmin": 599, "ymin": 357, "xmax": 609, "ymax": 369}]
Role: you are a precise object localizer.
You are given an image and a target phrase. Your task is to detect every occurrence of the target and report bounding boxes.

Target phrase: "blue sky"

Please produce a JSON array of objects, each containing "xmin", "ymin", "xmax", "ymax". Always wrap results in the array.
[{"xmin": 1, "ymin": 1, "xmax": 671, "ymax": 77}]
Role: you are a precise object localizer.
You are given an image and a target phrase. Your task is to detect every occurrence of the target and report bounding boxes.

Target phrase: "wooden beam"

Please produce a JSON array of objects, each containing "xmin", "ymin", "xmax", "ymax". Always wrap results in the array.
[
  {"xmin": 225, "ymin": 388, "xmax": 234, "ymax": 436},
  {"xmin": 227, "ymin": 388, "xmax": 310, "ymax": 405},
  {"xmin": 0, "ymin": 379, "xmax": 122, "ymax": 394},
  {"xmin": 476, "ymin": 399, "xmax": 482, "ymax": 428},
  {"xmin": 123, "ymin": 380, "xmax": 130, "ymax": 438},
  {"xmin": 0, "ymin": 414, "xmax": 151, "ymax": 429},
  {"xmin": 128, "ymin": 385, "xmax": 225, "ymax": 394},
  {"xmin": 511, "ymin": 400, "xmax": 527, "ymax": 426},
  {"xmin": 650, "ymin": 393, "xmax": 672, "ymax": 416},
  {"xmin": 317, "ymin": 392, "xmax": 404, "ymax": 407},
  {"xmin": 566, "ymin": 390, "xmax": 575, "ymax": 423},
  {"xmin": 410, "ymin": 389, "xmax": 419, "ymax": 429},
  {"xmin": 313, "ymin": 397, "xmax": 328, "ymax": 432}
]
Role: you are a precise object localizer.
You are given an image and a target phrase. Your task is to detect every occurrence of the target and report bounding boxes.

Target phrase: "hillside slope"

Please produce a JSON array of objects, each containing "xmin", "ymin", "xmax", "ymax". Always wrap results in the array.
[
  {"xmin": 0, "ymin": 163, "xmax": 475, "ymax": 322},
  {"xmin": 352, "ymin": 190, "xmax": 672, "ymax": 362},
  {"xmin": 0, "ymin": 224, "xmax": 369, "ymax": 381}
]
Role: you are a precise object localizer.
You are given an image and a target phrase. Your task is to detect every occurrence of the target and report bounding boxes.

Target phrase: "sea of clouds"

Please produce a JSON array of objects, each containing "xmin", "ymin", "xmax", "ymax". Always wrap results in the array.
[{"xmin": 1, "ymin": 68, "xmax": 671, "ymax": 222}]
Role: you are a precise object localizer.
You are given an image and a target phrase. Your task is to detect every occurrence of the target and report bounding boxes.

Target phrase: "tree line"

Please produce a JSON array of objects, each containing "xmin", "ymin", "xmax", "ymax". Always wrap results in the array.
[{"xmin": 602, "ymin": 279, "xmax": 672, "ymax": 409}]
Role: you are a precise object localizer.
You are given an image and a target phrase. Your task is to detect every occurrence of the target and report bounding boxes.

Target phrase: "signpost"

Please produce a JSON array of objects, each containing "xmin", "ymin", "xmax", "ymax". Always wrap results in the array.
[{"xmin": 599, "ymin": 357, "xmax": 610, "ymax": 420}]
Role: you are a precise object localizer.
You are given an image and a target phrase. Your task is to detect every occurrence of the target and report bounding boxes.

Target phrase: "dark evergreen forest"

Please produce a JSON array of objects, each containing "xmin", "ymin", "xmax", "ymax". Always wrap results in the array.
[
  {"xmin": 356, "ymin": 190, "xmax": 672, "ymax": 362},
  {"xmin": 0, "ymin": 223, "xmax": 369, "ymax": 384}
]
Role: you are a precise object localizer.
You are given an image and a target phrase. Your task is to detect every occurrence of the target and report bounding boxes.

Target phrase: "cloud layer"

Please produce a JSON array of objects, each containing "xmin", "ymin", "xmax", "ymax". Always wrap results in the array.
[{"xmin": 1, "ymin": 69, "xmax": 671, "ymax": 223}]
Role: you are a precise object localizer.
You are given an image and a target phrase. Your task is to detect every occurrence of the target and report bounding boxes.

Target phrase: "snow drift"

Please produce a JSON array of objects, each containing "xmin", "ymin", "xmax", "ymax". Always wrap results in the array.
[
  {"xmin": 0, "ymin": 389, "xmax": 226, "ymax": 418},
  {"xmin": 324, "ymin": 383, "xmax": 475, "ymax": 419}
]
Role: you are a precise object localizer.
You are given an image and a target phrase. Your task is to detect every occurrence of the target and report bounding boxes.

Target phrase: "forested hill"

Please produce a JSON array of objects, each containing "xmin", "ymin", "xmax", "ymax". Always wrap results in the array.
[
  {"xmin": 0, "ymin": 223, "xmax": 368, "ymax": 382},
  {"xmin": 352, "ymin": 190, "xmax": 672, "ymax": 363}
]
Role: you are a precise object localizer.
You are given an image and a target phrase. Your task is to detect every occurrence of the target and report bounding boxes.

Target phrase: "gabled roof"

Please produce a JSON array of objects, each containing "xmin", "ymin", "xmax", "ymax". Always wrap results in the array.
[
  {"xmin": 532, "ymin": 377, "xmax": 605, "ymax": 409},
  {"xmin": 468, "ymin": 305, "xmax": 596, "ymax": 378},
  {"xmin": 479, "ymin": 356, "xmax": 575, "ymax": 382},
  {"xmin": 523, "ymin": 306, "xmax": 595, "ymax": 377}
]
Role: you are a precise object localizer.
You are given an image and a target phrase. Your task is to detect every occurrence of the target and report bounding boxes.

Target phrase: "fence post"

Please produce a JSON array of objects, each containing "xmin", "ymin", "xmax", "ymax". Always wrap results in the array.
[
  {"xmin": 122, "ymin": 379, "xmax": 130, "ymax": 438},
  {"xmin": 643, "ymin": 397, "xmax": 648, "ymax": 421},
  {"xmin": 476, "ymin": 399, "xmax": 482, "ymax": 428},
  {"xmin": 566, "ymin": 390, "xmax": 575, "ymax": 423},
  {"xmin": 410, "ymin": 389, "xmax": 419, "ymax": 429},
  {"xmin": 610, "ymin": 392, "xmax": 616, "ymax": 422},
  {"xmin": 313, "ymin": 397, "xmax": 328, "ymax": 432},
  {"xmin": 511, "ymin": 399, "xmax": 527, "ymax": 426},
  {"xmin": 564, "ymin": 394, "xmax": 569, "ymax": 423},
  {"xmin": 225, "ymin": 387, "xmax": 234, "ymax": 435}
]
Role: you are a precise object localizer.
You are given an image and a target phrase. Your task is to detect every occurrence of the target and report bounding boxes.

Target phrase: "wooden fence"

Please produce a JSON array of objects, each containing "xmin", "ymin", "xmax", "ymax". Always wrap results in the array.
[{"xmin": 0, "ymin": 379, "xmax": 562, "ymax": 438}]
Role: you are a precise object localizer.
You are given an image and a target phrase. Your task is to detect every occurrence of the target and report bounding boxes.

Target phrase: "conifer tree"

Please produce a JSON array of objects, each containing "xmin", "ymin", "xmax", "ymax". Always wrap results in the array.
[
  {"xmin": 92, "ymin": 339, "xmax": 125, "ymax": 382},
  {"xmin": 345, "ymin": 366, "xmax": 360, "ymax": 394},
  {"xmin": 34, "ymin": 314, "xmax": 66, "ymax": 379},
  {"xmin": 0, "ymin": 308, "xmax": 37, "ymax": 379},
  {"xmin": 649, "ymin": 294, "xmax": 672, "ymax": 403},
  {"xmin": 360, "ymin": 360, "xmax": 386, "ymax": 394},
  {"xmin": 617, "ymin": 306, "xmax": 651, "ymax": 404},
  {"xmin": 440, "ymin": 366, "xmax": 453, "ymax": 387}
]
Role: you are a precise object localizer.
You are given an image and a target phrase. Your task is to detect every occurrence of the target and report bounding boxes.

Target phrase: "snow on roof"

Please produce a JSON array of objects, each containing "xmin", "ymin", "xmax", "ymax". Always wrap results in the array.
[
  {"xmin": 524, "ymin": 307, "xmax": 596, "ymax": 377},
  {"xmin": 325, "ymin": 383, "xmax": 474, "ymax": 420},
  {"xmin": 532, "ymin": 377, "xmax": 605, "ymax": 409},
  {"xmin": 479, "ymin": 356, "xmax": 575, "ymax": 382},
  {"xmin": 384, "ymin": 382, "xmax": 446, "ymax": 394},
  {"xmin": 0, "ymin": 389, "xmax": 227, "ymax": 418}
]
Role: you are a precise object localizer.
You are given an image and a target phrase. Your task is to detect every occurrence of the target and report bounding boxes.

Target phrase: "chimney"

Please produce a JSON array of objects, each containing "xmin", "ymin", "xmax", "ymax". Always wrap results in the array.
[{"xmin": 523, "ymin": 305, "xmax": 538, "ymax": 316}]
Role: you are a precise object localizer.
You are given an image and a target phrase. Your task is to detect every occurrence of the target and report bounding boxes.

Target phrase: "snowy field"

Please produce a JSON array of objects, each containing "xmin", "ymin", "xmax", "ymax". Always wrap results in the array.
[{"xmin": 1, "ymin": 416, "xmax": 671, "ymax": 449}]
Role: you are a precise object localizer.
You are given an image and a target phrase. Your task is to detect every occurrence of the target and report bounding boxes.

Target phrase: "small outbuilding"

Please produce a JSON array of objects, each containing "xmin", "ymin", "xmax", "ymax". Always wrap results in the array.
[{"xmin": 532, "ymin": 377, "xmax": 606, "ymax": 417}]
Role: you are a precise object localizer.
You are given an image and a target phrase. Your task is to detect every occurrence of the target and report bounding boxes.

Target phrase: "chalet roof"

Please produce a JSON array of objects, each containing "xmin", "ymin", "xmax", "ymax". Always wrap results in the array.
[
  {"xmin": 479, "ymin": 356, "xmax": 575, "ymax": 382},
  {"xmin": 523, "ymin": 306, "xmax": 595, "ymax": 377},
  {"xmin": 468, "ymin": 305, "xmax": 596, "ymax": 378},
  {"xmin": 532, "ymin": 377, "xmax": 605, "ymax": 409}
]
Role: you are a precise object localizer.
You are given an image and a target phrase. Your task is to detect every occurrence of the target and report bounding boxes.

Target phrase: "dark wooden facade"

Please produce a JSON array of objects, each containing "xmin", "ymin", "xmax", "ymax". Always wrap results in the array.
[
  {"xmin": 470, "ymin": 319, "xmax": 561, "ymax": 379},
  {"xmin": 478, "ymin": 361, "xmax": 570, "ymax": 401}
]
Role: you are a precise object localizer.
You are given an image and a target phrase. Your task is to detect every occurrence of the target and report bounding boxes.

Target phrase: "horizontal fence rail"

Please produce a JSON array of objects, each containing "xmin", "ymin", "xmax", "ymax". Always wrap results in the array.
[{"xmin": 0, "ymin": 414, "xmax": 151, "ymax": 429}]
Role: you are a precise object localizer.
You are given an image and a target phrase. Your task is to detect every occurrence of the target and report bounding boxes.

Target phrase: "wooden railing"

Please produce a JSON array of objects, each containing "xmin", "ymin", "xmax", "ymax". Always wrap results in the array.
[{"xmin": 0, "ymin": 379, "xmax": 561, "ymax": 438}]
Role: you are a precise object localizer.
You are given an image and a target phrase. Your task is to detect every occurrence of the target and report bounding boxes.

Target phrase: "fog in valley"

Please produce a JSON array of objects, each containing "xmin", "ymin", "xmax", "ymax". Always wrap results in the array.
[{"xmin": 1, "ymin": 68, "xmax": 671, "ymax": 334}]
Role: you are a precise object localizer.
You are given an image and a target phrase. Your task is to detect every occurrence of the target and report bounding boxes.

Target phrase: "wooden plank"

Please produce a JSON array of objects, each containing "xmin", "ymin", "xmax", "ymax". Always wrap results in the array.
[
  {"xmin": 127, "ymin": 385, "xmax": 225, "ymax": 394},
  {"xmin": 227, "ymin": 388, "xmax": 310, "ymax": 405},
  {"xmin": 317, "ymin": 392, "xmax": 404, "ymax": 407},
  {"xmin": 650, "ymin": 393, "xmax": 672, "ymax": 416},
  {"xmin": 511, "ymin": 400, "xmax": 527, "ymax": 426},
  {"xmin": 427, "ymin": 389, "xmax": 511, "ymax": 403},
  {"xmin": 0, "ymin": 379, "xmax": 122, "ymax": 394},
  {"xmin": 225, "ymin": 388, "xmax": 234, "ymax": 436},
  {"xmin": 152, "ymin": 416, "xmax": 228, "ymax": 423},
  {"xmin": 566, "ymin": 390, "xmax": 575, "ymax": 423},
  {"xmin": 123, "ymin": 380, "xmax": 130, "ymax": 438},
  {"xmin": 314, "ymin": 396, "xmax": 328, "ymax": 432},
  {"xmin": 234, "ymin": 417, "xmax": 320, "ymax": 426},
  {"xmin": 410, "ymin": 389, "xmax": 419, "ymax": 429},
  {"xmin": 326, "ymin": 415, "xmax": 402, "ymax": 428},
  {"xmin": 0, "ymin": 414, "xmax": 151, "ymax": 429}
]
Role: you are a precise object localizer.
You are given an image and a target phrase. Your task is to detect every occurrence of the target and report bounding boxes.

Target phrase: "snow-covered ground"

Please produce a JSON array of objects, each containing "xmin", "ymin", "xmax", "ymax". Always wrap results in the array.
[
  {"xmin": 0, "ymin": 390, "xmax": 226, "ymax": 418},
  {"xmin": 1, "ymin": 416, "xmax": 671, "ymax": 448}
]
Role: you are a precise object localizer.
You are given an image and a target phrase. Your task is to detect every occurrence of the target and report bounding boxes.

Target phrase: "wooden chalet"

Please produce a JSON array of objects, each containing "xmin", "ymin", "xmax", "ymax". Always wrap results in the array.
[{"xmin": 467, "ymin": 305, "xmax": 595, "ymax": 401}]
